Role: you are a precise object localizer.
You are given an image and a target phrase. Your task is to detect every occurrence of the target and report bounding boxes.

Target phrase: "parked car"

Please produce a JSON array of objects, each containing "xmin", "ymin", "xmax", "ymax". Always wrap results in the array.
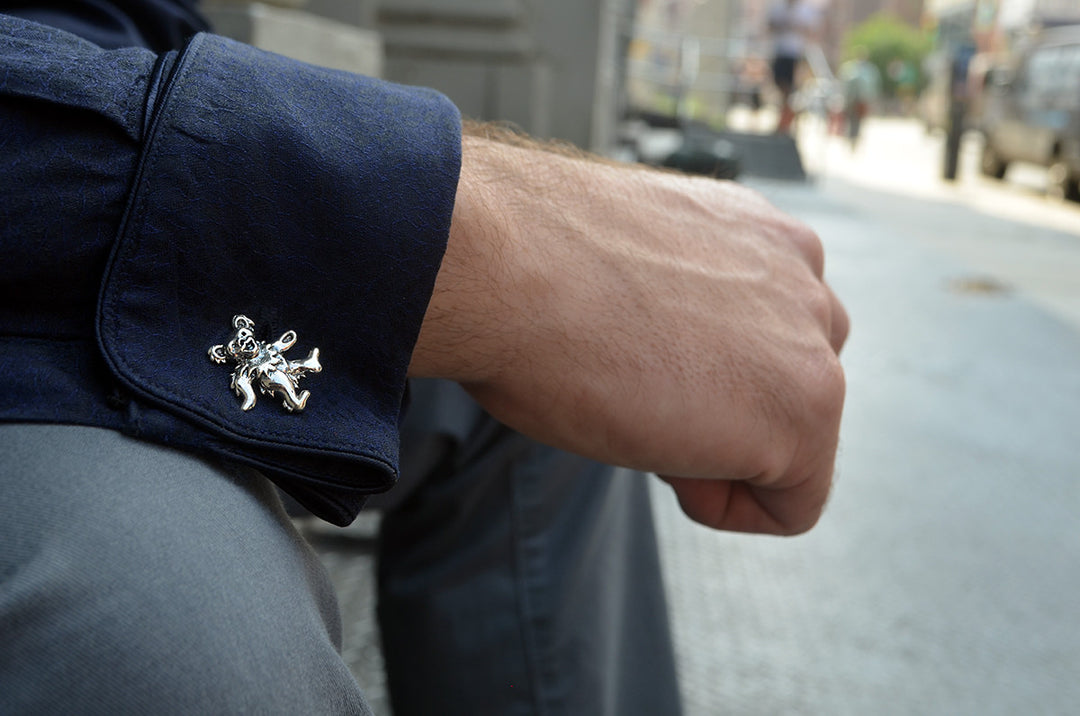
[{"xmin": 979, "ymin": 26, "xmax": 1080, "ymax": 201}]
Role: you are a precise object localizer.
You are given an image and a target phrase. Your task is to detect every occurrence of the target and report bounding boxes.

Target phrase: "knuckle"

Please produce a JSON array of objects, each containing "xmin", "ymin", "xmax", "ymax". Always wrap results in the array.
[
  {"xmin": 805, "ymin": 283, "xmax": 833, "ymax": 329},
  {"xmin": 823, "ymin": 348, "xmax": 847, "ymax": 393},
  {"xmin": 793, "ymin": 225, "xmax": 826, "ymax": 277},
  {"xmin": 830, "ymin": 291, "xmax": 851, "ymax": 351},
  {"xmin": 810, "ymin": 350, "xmax": 847, "ymax": 423},
  {"xmin": 781, "ymin": 344, "xmax": 845, "ymax": 446}
]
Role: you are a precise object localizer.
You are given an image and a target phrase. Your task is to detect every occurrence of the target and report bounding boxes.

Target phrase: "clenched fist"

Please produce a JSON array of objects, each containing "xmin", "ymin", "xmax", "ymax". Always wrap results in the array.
[{"xmin": 411, "ymin": 133, "xmax": 849, "ymax": 535}]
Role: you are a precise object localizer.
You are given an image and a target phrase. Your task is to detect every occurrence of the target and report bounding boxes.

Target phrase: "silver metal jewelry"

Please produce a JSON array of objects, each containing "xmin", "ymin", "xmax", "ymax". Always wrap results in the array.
[{"xmin": 208, "ymin": 315, "xmax": 322, "ymax": 412}]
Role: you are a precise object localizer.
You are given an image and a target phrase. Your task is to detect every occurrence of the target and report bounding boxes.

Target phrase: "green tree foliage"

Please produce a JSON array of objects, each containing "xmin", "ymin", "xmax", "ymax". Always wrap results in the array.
[{"xmin": 843, "ymin": 13, "xmax": 932, "ymax": 97}]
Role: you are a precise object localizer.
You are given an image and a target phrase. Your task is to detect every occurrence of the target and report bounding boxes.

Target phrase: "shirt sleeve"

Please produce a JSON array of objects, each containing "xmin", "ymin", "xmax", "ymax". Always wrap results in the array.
[{"xmin": 0, "ymin": 15, "xmax": 462, "ymax": 525}]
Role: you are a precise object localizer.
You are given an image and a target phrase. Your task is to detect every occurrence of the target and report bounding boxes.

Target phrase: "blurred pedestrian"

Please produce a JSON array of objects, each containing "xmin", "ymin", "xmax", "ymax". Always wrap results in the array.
[
  {"xmin": 768, "ymin": 0, "xmax": 821, "ymax": 133},
  {"xmin": 944, "ymin": 41, "xmax": 975, "ymax": 180},
  {"xmin": 839, "ymin": 46, "xmax": 881, "ymax": 148},
  {"xmin": 888, "ymin": 58, "xmax": 918, "ymax": 115}
]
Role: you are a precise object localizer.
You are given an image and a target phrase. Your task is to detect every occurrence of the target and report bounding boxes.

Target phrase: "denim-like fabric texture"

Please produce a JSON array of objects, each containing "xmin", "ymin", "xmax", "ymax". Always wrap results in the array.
[{"xmin": 0, "ymin": 15, "xmax": 462, "ymax": 525}]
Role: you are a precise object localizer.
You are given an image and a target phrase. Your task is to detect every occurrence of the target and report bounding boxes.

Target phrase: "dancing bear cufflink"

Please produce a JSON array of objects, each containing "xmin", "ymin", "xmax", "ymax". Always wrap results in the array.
[{"xmin": 208, "ymin": 315, "xmax": 322, "ymax": 412}]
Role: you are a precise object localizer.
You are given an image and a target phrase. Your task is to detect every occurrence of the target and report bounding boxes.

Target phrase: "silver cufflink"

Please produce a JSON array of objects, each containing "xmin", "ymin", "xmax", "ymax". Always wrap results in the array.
[{"xmin": 208, "ymin": 315, "xmax": 322, "ymax": 412}]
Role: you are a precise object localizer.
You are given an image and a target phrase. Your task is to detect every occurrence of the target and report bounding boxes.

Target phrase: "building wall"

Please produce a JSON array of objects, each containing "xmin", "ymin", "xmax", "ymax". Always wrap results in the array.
[
  {"xmin": 374, "ymin": 0, "xmax": 633, "ymax": 151},
  {"xmin": 207, "ymin": 0, "xmax": 632, "ymax": 152},
  {"xmin": 203, "ymin": 0, "xmax": 384, "ymax": 76},
  {"xmin": 926, "ymin": 0, "xmax": 1080, "ymax": 54},
  {"xmin": 998, "ymin": 0, "xmax": 1080, "ymax": 29},
  {"xmin": 626, "ymin": 0, "xmax": 739, "ymax": 124}
]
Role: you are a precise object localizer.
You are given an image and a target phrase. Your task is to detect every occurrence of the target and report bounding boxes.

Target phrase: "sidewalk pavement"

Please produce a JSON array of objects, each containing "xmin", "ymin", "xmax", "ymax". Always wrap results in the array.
[
  {"xmin": 654, "ymin": 170, "xmax": 1080, "ymax": 715},
  {"xmin": 310, "ymin": 129, "xmax": 1080, "ymax": 715}
]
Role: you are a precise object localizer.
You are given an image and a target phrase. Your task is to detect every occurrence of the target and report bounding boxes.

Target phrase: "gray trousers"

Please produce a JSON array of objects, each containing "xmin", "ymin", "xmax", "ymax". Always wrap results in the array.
[
  {"xmin": 0, "ymin": 422, "xmax": 370, "ymax": 714},
  {"xmin": 1, "ymin": 390, "xmax": 680, "ymax": 714},
  {"xmin": 379, "ymin": 381, "xmax": 681, "ymax": 715}
]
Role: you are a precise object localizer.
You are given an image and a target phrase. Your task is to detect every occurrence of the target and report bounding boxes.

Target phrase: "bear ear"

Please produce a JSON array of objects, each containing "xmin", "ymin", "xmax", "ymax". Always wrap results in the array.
[
  {"xmin": 233, "ymin": 315, "xmax": 255, "ymax": 330},
  {"xmin": 276, "ymin": 330, "xmax": 297, "ymax": 349}
]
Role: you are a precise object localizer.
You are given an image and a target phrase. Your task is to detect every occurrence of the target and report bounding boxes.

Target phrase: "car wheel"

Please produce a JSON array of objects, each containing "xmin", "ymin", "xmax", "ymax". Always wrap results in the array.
[
  {"xmin": 1047, "ymin": 160, "xmax": 1080, "ymax": 202},
  {"xmin": 980, "ymin": 141, "xmax": 1007, "ymax": 179}
]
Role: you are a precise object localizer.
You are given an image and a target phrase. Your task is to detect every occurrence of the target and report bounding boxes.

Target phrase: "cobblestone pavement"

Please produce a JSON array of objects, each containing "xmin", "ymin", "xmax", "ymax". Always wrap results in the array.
[{"xmin": 310, "ymin": 123, "xmax": 1080, "ymax": 714}]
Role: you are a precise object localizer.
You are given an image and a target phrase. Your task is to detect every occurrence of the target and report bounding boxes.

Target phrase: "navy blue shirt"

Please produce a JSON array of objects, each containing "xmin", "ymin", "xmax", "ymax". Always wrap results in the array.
[{"xmin": 0, "ymin": 10, "xmax": 462, "ymax": 524}]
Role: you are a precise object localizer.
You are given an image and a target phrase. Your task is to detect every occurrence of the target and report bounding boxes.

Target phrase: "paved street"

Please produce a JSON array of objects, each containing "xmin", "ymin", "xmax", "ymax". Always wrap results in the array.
[
  {"xmin": 311, "ymin": 117, "xmax": 1080, "ymax": 715},
  {"xmin": 656, "ymin": 117, "xmax": 1080, "ymax": 715},
  {"xmin": 800, "ymin": 116, "xmax": 1080, "ymax": 329}
]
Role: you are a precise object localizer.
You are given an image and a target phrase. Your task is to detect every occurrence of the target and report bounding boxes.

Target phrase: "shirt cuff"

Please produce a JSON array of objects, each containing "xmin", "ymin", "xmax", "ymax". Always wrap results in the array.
[{"xmin": 98, "ymin": 32, "xmax": 461, "ymax": 524}]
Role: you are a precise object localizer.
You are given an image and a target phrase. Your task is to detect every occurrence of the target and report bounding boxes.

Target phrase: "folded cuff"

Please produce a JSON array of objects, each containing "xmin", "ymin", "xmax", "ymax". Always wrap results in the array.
[{"xmin": 98, "ymin": 33, "xmax": 461, "ymax": 524}]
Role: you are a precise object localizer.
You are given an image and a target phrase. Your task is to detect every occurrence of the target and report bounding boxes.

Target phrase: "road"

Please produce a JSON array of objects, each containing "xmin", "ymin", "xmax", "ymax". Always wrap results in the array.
[
  {"xmin": 654, "ymin": 116, "xmax": 1080, "ymax": 715},
  {"xmin": 802, "ymin": 116, "xmax": 1080, "ymax": 328}
]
